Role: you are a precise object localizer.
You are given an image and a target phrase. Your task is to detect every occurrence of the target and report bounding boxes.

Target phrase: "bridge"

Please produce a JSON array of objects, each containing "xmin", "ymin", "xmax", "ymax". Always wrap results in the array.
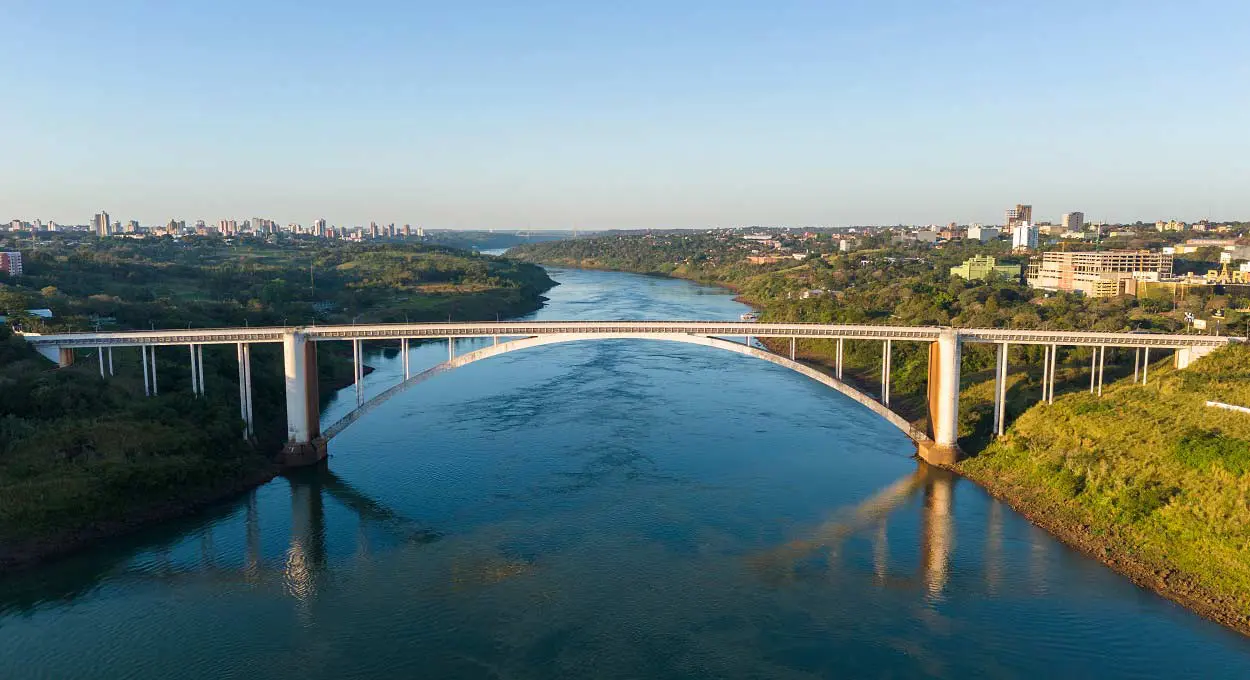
[{"xmin": 23, "ymin": 321, "xmax": 1239, "ymax": 466}]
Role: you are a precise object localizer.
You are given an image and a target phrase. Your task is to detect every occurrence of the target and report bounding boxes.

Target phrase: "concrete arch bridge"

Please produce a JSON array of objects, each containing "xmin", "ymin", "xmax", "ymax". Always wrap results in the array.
[{"xmin": 23, "ymin": 321, "xmax": 1238, "ymax": 466}]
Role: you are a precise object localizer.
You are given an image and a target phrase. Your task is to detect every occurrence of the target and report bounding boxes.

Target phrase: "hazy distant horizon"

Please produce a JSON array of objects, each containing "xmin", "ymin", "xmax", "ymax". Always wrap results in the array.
[{"xmin": 4, "ymin": 2, "xmax": 1249, "ymax": 229}]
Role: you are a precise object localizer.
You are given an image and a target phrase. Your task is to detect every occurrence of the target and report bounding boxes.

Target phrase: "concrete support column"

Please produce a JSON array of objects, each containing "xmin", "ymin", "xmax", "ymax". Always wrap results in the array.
[
  {"xmin": 836, "ymin": 338, "xmax": 844, "ymax": 380},
  {"xmin": 1097, "ymin": 346, "xmax": 1106, "ymax": 396},
  {"xmin": 190, "ymin": 344, "xmax": 200, "ymax": 396},
  {"xmin": 993, "ymin": 343, "xmax": 1008, "ymax": 437},
  {"xmin": 353, "ymin": 339, "xmax": 363, "ymax": 406},
  {"xmin": 108, "ymin": 347, "xmax": 114, "ymax": 376},
  {"xmin": 1089, "ymin": 347, "xmax": 1097, "ymax": 394},
  {"xmin": 142, "ymin": 345, "xmax": 150, "ymax": 396},
  {"xmin": 58, "ymin": 347, "xmax": 74, "ymax": 368},
  {"xmin": 922, "ymin": 329, "xmax": 962, "ymax": 465},
  {"xmin": 198, "ymin": 345, "xmax": 206, "ymax": 396},
  {"xmin": 881, "ymin": 339, "xmax": 892, "ymax": 407},
  {"xmin": 237, "ymin": 343, "xmax": 249, "ymax": 439},
  {"xmin": 1047, "ymin": 344, "xmax": 1056, "ymax": 404},
  {"xmin": 401, "ymin": 338, "xmax": 410, "ymax": 380},
  {"xmin": 1040, "ymin": 345, "xmax": 1050, "ymax": 405},
  {"xmin": 98, "ymin": 347, "xmax": 105, "ymax": 377},
  {"xmin": 1133, "ymin": 347, "xmax": 1140, "ymax": 383},
  {"xmin": 243, "ymin": 344, "xmax": 254, "ymax": 437},
  {"xmin": 150, "ymin": 346, "xmax": 158, "ymax": 395},
  {"xmin": 449, "ymin": 337, "xmax": 455, "ymax": 361},
  {"xmin": 493, "ymin": 336, "xmax": 500, "ymax": 346},
  {"xmin": 790, "ymin": 337, "xmax": 796, "ymax": 361},
  {"xmin": 1142, "ymin": 347, "xmax": 1150, "ymax": 384},
  {"xmin": 281, "ymin": 331, "xmax": 326, "ymax": 467}
]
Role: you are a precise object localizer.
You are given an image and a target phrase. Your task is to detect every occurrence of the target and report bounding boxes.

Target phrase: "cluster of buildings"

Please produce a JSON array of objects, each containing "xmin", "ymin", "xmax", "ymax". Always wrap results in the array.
[{"xmin": 10, "ymin": 213, "xmax": 430, "ymax": 242}]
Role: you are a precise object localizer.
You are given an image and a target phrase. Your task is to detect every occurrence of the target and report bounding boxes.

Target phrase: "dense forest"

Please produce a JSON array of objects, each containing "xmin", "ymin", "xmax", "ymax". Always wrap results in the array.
[{"xmin": 0, "ymin": 234, "xmax": 555, "ymax": 564}]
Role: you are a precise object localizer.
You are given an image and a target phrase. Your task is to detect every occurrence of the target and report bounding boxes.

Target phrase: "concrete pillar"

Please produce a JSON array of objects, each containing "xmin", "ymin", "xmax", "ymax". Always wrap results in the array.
[
  {"xmin": 58, "ymin": 347, "xmax": 74, "ymax": 368},
  {"xmin": 353, "ymin": 339, "xmax": 362, "ymax": 406},
  {"xmin": 1133, "ymin": 347, "xmax": 1140, "ymax": 382},
  {"xmin": 281, "ymin": 331, "xmax": 326, "ymax": 467},
  {"xmin": 108, "ymin": 347, "xmax": 114, "ymax": 376},
  {"xmin": 244, "ymin": 344, "xmax": 254, "ymax": 437},
  {"xmin": 1040, "ymin": 345, "xmax": 1050, "ymax": 405},
  {"xmin": 836, "ymin": 338, "xmax": 844, "ymax": 380},
  {"xmin": 493, "ymin": 335, "xmax": 500, "ymax": 346},
  {"xmin": 1047, "ymin": 344, "xmax": 1056, "ymax": 404},
  {"xmin": 198, "ymin": 345, "xmax": 206, "ymax": 396},
  {"xmin": 922, "ymin": 328, "xmax": 962, "ymax": 465},
  {"xmin": 1089, "ymin": 347, "xmax": 1097, "ymax": 394},
  {"xmin": 150, "ymin": 346, "xmax": 158, "ymax": 395},
  {"xmin": 98, "ymin": 347, "xmax": 105, "ymax": 377},
  {"xmin": 449, "ymin": 337, "xmax": 455, "ymax": 361},
  {"xmin": 1097, "ymin": 346, "xmax": 1105, "ymax": 396},
  {"xmin": 190, "ymin": 344, "xmax": 199, "ymax": 396},
  {"xmin": 401, "ymin": 338, "xmax": 410, "ymax": 380},
  {"xmin": 882, "ymin": 339, "xmax": 892, "ymax": 407},
  {"xmin": 237, "ymin": 343, "xmax": 249, "ymax": 439},
  {"xmin": 790, "ymin": 337, "xmax": 796, "ymax": 361},
  {"xmin": 142, "ymin": 345, "xmax": 150, "ymax": 396},
  {"xmin": 993, "ymin": 343, "xmax": 1008, "ymax": 437},
  {"xmin": 1142, "ymin": 347, "xmax": 1150, "ymax": 384}
]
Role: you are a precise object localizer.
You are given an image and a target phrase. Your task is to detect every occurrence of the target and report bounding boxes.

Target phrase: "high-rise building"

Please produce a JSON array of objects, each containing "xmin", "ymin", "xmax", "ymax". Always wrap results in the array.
[
  {"xmin": 314, "ymin": 218, "xmax": 327, "ymax": 237},
  {"xmin": 126, "ymin": 220, "xmax": 140, "ymax": 233},
  {"xmin": 1011, "ymin": 222, "xmax": 1038, "ymax": 251},
  {"xmin": 1005, "ymin": 204, "xmax": 1032, "ymax": 234},
  {"xmin": 1026, "ymin": 250, "xmax": 1173, "ymax": 298},
  {"xmin": 403, "ymin": 224, "xmax": 412, "ymax": 237},
  {"xmin": 93, "ymin": 211, "xmax": 111, "ymax": 237},
  {"xmin": 0, "ymin": 251, "xmax": 22, "ymax": 276},
  {"xmin": 369, "ymin": 221, "xmax": 380, "ymax": 239},
  {"xmin": 1062, "ymin": 212, "xmax": 1085, "ymax": 232}
]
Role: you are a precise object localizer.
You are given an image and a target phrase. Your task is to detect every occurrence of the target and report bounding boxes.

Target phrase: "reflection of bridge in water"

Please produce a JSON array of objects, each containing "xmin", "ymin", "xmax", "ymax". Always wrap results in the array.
[
  {"xmin": 748, "ymin": 462, "xmax": 1006, "ymax": 603},
  {"xmin": 2, "ymin": 460, "xmax": 1032, "ymax": 616}
]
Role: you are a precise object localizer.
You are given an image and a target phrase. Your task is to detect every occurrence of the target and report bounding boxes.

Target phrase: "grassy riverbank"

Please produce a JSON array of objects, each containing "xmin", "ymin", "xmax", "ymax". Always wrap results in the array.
[
  {"xmin": 958, "ymin": 344, "xmax": 1250, "ymax": 634},
  {"xmin": 0, "ymin": 235, "xmax": 555, "ymax": 568},
  {"xmin": 511, "ymin": 236, "xmax": 1250, "ymax": 635}
]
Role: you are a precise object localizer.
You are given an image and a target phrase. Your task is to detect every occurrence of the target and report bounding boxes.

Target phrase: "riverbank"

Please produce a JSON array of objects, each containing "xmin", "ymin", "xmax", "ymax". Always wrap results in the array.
[{"xmin": 516, "ymin": 256, "xmax": 1250, "ymax": 637}]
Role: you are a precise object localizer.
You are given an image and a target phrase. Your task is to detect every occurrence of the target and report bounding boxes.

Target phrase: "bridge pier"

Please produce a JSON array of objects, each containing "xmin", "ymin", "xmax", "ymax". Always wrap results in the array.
[
  {"xmin": 237, "ymin": 342, "xmax": 254, "ymax": 439},
  {"xmin": 1175, "ymin": 344, "xmax": 1212, "ymax": 370},
  {"xmin": 281, "ymin": 331, "xmax": 326, "ymax": 467},
  {"xmin": 920, "ymin": 329, "xmax": 962, "ymax": 466}
]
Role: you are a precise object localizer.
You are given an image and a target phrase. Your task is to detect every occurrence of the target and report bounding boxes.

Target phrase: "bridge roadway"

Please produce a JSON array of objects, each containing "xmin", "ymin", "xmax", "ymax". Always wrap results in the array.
[
  {"xmin": 22, "ymin": 321, "xmax": 1242, "ymax": 468},
  {"xmin": 22, "ymin": 320, "xmax": 1238, "ymax": 349}
]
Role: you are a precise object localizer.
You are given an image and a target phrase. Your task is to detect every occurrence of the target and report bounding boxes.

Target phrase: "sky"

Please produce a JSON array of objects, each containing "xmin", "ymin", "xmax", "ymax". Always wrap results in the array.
[{"xmin": 3, "ymin": 0, "xmax": 1249, "ymax": 230}]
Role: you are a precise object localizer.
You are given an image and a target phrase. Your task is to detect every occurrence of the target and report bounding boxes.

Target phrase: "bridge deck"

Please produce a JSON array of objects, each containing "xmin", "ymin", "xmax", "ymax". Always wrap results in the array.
[{"xmin": 20, "ymin": 321, "xmax": 1240, "ymax": 349}]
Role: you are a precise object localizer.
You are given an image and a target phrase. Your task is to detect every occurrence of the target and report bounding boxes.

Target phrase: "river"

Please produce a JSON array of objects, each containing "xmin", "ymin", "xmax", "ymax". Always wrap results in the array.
[{"xmin": 2, "ymin": 266, "xmax": 1248, "ymax": 679}]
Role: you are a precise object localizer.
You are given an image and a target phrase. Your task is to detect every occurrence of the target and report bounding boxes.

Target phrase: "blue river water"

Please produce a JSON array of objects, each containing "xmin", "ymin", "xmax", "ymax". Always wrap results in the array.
[{"xmin": 1, "ymin": 266, "xmax": 1248, "ymax": 679}]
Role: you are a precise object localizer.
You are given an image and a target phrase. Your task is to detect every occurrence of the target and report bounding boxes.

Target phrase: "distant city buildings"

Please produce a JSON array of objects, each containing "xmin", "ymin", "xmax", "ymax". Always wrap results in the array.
[
  {"xmin": 949, "ymin": 255, "xmax": 1020, "ymax": 281},
  {"xmin": 1011, "ymin": 222, "xmax": 1038, "ymax": 251},
  {"xmin": 966, "ymin": 225, "xmax": 1000, "ymax": 243},
  {"xmin": 1005, "ymin": 204, "xmax": 1032, "ymax": 235},
  {"xmin": 93, "ymin": 211, "xmax": 111, "ymax": 237},
  {"xmin": 0, "ymin": 251, "xmax": 22, "ymax": 276},
  {"xmin": 1026, "ymin": 250, "xmax": 1174, "ymax": 298},
  {"xmin": 1062, "ymin": 211, "xmax": 1085, "ymax": 232}
]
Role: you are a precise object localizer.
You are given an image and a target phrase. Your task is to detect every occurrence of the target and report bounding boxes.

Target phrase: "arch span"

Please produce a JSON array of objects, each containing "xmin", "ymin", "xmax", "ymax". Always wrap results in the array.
[{"xmin": 321, "ymin": 333, "xmax": 931, "ymax": 445}]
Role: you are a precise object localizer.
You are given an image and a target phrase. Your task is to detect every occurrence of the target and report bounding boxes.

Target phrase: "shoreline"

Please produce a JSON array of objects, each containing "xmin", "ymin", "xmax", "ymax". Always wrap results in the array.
[{"xmin": 524, "ymin": 257, "xmax": 1250, "ymax": 638}]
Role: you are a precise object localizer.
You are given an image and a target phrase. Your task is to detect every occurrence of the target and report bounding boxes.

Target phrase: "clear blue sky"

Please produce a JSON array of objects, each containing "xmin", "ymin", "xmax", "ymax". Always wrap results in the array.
[{"xmin": 3, "ymin": 1, "xmax": 1249, "ymax": 229}]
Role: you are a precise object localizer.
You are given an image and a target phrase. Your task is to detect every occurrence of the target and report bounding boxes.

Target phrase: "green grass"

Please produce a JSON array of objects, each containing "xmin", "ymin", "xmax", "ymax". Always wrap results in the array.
[{"xmin": 958, "ymin": 344, "xmax": 1250, "ymax": 616}]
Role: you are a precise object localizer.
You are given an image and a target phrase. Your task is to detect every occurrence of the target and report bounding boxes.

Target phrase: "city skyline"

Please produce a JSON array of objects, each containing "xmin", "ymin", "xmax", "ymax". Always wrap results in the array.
[{"xmin": 4, "ymin": 2, "xmax": 1250, "ymax": 229}]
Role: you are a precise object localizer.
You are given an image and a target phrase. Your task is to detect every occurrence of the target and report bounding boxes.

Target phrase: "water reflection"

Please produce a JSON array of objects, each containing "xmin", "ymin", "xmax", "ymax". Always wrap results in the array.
[{"xmin": 747, "ymin": 462, "xmax": 965, "ymax": 603}]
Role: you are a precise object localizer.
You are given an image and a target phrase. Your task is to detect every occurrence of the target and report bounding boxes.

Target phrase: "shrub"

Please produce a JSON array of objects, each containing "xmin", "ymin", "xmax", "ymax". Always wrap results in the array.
[{"xmin": 1173, "ymin": 428, "xmax": 1250, "ymax": 476}]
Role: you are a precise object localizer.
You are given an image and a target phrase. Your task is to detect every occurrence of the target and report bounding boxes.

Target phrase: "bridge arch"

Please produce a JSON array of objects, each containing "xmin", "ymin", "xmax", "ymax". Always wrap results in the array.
[{"xmin": 321, "ymin": 333, "xmax": 931, "ymax": 445}]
